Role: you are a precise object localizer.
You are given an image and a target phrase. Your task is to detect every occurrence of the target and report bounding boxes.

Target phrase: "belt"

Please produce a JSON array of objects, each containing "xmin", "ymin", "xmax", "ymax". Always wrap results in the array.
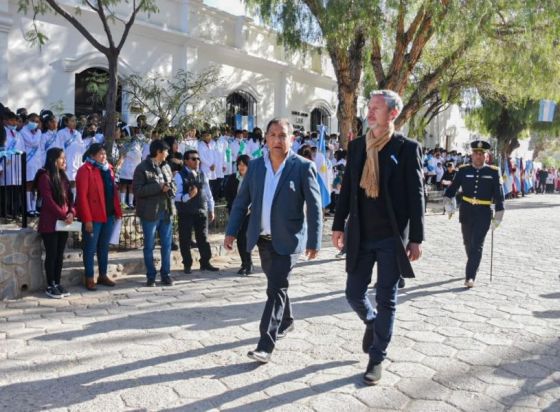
[
  {"xmin": 259, "ymin": 234, "xmax": 272, "ymax": 241},
  {"xmin": 462, "ymin": 196, "xmax": 492, "ymax": 206}
]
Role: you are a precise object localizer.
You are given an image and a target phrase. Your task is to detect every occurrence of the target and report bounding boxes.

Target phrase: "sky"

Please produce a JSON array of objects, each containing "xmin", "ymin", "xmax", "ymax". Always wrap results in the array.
[{"xmin": 203, "ymin": 0, "xmax": 248, "ymax": 16}]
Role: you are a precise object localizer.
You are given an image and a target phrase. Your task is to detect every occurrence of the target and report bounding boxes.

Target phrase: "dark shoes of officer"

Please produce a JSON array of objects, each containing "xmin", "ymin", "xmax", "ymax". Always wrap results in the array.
[
  {"xmin": 363, "ymin": 359, "xmax": 383, "ymax": 385},
  {"xmin": 277, "ymin": 322, "xmax": 295, "ymax": 339},
  {"xmin": 237, "ymin": 263, "xmax": 254, "ymax": 276},
  {"xmin": 247, "ymin": 350, "xmax": 271, "ymax": 364},
  {"xmin": 362, "ymin": 326, "xmax": 373, "ymax": 353},
  {"xmin": 183, "ymin": 266, "xmax": 192, "ymax": 274},
  {"xmin": 201, "ymin": 264, "xmax": 220, "ymax": 272}
]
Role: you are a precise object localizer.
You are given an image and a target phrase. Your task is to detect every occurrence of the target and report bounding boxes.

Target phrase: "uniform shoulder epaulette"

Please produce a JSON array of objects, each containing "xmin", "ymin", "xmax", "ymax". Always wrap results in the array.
[
  {"xmin": 458, "ymin": 164, "xmax": 469, "ymax": 169},
  {"xmin": 488, "ymin": 165, "xmax": 499, "ymax": 170}
]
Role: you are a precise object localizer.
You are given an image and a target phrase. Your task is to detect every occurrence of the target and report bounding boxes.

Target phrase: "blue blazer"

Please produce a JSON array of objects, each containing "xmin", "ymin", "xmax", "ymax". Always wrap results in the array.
[{"xmin": 226, "ymin": 152, "xmax": 323, "ymax": 255}]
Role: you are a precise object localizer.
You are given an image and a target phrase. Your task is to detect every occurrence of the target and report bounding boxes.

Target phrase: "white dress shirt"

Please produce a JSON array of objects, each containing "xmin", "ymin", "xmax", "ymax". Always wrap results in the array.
[{"xmin": 261, "ymin": 152, "xmax": 289, "ymax": 236}]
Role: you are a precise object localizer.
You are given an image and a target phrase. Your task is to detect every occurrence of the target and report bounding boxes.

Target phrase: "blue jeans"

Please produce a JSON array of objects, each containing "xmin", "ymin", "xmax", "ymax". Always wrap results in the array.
[
  {"xmin": 82, "ymin": 215, "xmax": 115, "ymax": 278},
  {"xmin": 345, "ymin": 236, "xmax": 400, "ymax": 364},
  {"xmin": 141, "ymin": 211, "xmax": 172, "ymax": 281}
]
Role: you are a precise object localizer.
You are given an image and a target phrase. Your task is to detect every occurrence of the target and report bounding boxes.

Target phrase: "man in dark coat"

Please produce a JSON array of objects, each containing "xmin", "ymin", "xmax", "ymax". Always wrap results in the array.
[{"xmin": 332, "ymin": 90, "xmax": 425, "ymax": 385}]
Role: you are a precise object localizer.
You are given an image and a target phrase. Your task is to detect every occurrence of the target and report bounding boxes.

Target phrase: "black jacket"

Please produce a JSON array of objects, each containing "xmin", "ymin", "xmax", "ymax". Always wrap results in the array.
[{"xmin": 332, "ymin": 133, "xmax": 425, "ymax": 278}]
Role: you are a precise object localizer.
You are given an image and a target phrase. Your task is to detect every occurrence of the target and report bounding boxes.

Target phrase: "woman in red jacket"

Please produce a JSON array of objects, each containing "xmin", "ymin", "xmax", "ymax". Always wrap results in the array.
[
  {"xmin": 76, "ymin": 143, "xmax": 122, "ymax": 290},
  {"xmin": 36, "ymin": 148, "xmax": 76, "ymax": 299}
]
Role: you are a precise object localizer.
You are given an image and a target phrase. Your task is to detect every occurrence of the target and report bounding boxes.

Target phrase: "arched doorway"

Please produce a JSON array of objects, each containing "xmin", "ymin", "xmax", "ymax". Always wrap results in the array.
[
  {"xmin": 310, "ymin": 107, "xmax": 330, "ymax": 132},
  {"xmin": 75, "ymin": 68, "xmax": 122, "ymax": 117},
  {"xmin": 226, "ymin": 91, "xmax": 257, "ymax": 130}
]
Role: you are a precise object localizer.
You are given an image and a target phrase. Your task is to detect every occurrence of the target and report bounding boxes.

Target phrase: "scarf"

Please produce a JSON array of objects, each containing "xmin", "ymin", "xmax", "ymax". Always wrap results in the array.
[{"xmin": 359, "ymin": 124, "xmax": 394, "ymax": 199}]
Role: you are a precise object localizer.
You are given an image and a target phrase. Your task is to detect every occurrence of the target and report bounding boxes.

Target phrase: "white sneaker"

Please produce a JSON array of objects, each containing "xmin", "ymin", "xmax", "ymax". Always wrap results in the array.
[{"xmin": 464, "ymin": 279, "xmax": 475, "ymax": 288}]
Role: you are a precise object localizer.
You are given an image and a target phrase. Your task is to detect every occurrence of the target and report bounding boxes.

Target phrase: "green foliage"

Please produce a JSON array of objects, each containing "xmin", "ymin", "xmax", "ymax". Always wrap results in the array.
[
  {"xmin": 122, "ymin": 67, "xmax": 223, "ymax": 135},
  {"xmin": 84, "ymin": 71, "xmax": 109, "ymax": 105}
]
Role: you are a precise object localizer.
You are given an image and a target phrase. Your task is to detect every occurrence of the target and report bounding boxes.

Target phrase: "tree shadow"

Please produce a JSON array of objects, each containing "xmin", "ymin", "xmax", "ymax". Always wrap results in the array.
[
  {"xmin": 532, "ymin": 310, "xmax": 560, "ymax": 319},
  {"xmin": 503, "ymin": 200, "xmax": 560, "ymax": 211},
  {"xmin": 493, "ymin": 337, "xmax": 560, "ymax": 410}
]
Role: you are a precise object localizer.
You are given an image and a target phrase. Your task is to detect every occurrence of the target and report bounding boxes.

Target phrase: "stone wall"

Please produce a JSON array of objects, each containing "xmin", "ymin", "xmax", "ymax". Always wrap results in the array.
[{"xmin": 0, "ymin": 228, "xmax": 43, "ymax": 300}]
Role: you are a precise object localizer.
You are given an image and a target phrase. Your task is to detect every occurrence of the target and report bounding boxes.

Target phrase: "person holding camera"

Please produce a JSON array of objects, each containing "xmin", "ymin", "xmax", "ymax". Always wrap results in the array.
[
  {"xmin": 174, "ymin": 149, "xmax": 219, "ymax": 274},
  {"xmin": 133, "ymin": 140, "xmax": 177, "ymax": 286}
]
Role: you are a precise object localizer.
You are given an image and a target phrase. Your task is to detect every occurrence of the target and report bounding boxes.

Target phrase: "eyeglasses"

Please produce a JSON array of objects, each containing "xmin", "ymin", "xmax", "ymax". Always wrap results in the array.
[{"xmin": 189, "ymin": 157, "xmax": 201, "ymax": 161}]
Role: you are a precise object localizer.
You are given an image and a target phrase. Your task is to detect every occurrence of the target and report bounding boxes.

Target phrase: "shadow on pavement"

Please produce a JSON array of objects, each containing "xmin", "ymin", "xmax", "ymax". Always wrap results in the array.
[
  {"xmin": 503, "ymin": 200, "xmax": 560, "ymax": 211},
  {"xmin": 494, "ymin": 337, "xmax": 560, "ymax": 410},
  {"xmin": 160, "ymin": 361, "xmax": 359, "ymax": 412}
]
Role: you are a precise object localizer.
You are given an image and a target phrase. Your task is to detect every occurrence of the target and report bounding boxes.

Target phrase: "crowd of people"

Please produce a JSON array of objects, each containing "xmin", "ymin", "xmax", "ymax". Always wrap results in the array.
[{"xmin": 0, "ymin": 103, "xmax": 348, "ymax": 298}]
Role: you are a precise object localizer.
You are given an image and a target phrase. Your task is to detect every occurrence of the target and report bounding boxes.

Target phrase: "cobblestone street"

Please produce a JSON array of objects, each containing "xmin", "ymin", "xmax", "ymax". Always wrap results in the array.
[{"xmin": 1, "ymin": 194, "xmax": 559, "ymax": 411}]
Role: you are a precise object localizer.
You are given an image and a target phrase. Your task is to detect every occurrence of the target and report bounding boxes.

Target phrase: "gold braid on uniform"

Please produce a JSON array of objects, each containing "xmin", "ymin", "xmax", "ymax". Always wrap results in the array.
[{"xmin": 360, "ymin": 124, "xmax": 394, "ymax": 198}]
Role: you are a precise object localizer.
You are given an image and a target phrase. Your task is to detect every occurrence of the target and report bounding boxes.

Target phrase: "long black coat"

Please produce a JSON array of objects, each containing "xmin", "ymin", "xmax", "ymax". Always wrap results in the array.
[{"xmin": 332, "ymin": 133, "xmax": 425, "ymax": 278}]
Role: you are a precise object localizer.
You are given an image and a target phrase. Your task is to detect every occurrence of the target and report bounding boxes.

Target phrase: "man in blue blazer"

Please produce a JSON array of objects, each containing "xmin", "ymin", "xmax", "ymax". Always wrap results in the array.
[{"xmin": 225, "ymin": 118, "xmax": 323, "ymax": 363}]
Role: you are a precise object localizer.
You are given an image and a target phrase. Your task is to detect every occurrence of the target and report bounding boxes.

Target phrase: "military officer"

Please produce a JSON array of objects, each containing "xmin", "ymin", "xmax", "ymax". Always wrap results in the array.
[{"xmin": 443, "ymin": 140, "xmax": 505, "ymax": 288}]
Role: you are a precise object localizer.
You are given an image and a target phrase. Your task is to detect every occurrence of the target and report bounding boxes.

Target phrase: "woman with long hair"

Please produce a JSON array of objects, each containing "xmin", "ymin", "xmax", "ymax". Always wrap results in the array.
[
  {"xmin": 36, "ymin": 148, "xmax": 75, "ymax": 298},
  {"xmin": 223, "ymin": 154, "xmax": 253, "ymax": 275},
  {"xmin": 75, "ymin": 143, "xmax": 123, "ymax": 290}
]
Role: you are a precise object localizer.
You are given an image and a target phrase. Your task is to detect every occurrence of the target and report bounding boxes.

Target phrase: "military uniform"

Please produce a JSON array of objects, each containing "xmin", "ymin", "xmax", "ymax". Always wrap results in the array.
[{"xmin": 444, "ymin": 140, "xmax": 505, "ymax": 287}]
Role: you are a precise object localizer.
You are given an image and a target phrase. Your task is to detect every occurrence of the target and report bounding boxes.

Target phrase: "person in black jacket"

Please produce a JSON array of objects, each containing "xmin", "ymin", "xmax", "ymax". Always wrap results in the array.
[
  {"xmin": 224, "ymin": 154, "xmax": 252, "ymax": 275},
  {"xmin": 332, "ymin": 90, "xmax": 425, "ymax": 386}
]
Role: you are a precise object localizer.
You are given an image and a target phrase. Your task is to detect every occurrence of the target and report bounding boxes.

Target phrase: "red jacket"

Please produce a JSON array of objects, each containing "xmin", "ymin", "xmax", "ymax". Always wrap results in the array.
[
  {"xmin": 75, "ymin": 162, "xmax": 122, "ymax": 223},
  {"xmin": 37, "ymin": 170, "xmax": 76, "ymax": 233}
]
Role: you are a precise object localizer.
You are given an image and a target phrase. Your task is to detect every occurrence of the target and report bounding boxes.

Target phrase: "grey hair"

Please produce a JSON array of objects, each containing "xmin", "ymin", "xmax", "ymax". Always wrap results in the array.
[
  {"xmin": 370, "ymin": 90, "xmax": 403, "ymax": 116},
  {"xmin": 265, "ymin": 118, "xmax": 293, "ymax": 135}
]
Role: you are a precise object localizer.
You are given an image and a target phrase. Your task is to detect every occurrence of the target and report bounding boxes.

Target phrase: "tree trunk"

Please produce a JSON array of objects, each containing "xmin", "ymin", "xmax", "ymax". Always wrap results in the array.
[
  {"xmin": 337, "ymin": 84, "xmax": 358, "ymax": 149},
  {"xmin": 104, "ymin": 52, "xmax": 119, "ymax": 162}
]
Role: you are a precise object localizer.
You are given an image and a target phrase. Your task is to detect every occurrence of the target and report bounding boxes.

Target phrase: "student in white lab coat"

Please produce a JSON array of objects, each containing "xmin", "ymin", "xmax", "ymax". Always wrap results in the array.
[
  {"xmin": 198, "ymin": 130, "xmax": 218, "ymax": 198},
  {"xmin": 57, "ymin": 114, "xmax": 84, "ymax": 196},
  {"xmin": 19, "ymin": 113, "xmax": 43, "ymax": 215},
  {"xmin": 119, "ymin": 129, "xmax": 144, "ymax": 209}
]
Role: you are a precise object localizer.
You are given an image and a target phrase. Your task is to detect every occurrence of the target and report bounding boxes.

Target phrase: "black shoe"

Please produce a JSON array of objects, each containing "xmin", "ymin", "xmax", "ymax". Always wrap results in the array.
[
  {"xmin": 362, "ymin": 326, "xmax": 373, "ymax": 353},
  {"xmin": 161, "ymin": 276, "xmax": 174, "ymax": 286},
  {"xmin": 183, "ymin": 266, "xmax": 192, "ymax": 274},
  {"xmin": 398, "ymin": 277, "xmax": 406, "ymax": 289},
  {"xmin": 200, "ymin": 264, "xmax": 219, "ymax": 272},
  {"xmin": 146, "ymin": 279, "xmax": 156, "ymax": 287},
  {"xmin": 245, "ymin": 264, "xmax": 254, "ymax": 275},
  {"xmin": 45, "ymin": 285, "xmax": 62, "ymax": 299},
  {"xmin": 363, "ymin": 359, "xmax": 383, "ymax": 385},
  {"xmin": 237, "ymin": 267, "xmax": 246, "ymax": 275},
  {"xmin": 171, "ymin": 242, "xmax": 179, "ymax": 251},
  {"xmin": 277, "ymin": 322, "xmax": 295, "ymax": 339},
  {"xmin": 247, "ymin": 350, "xmax": 271, "ymax": 364},
  {"xmin": 56, "ymin": 284, "xmax": 70, "ymax": 297}
]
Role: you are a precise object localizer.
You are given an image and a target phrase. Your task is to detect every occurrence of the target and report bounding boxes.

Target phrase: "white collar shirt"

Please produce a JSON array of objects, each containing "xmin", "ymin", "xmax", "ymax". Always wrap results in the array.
[{"xmin": 260, "ymin": 152, "xmax": 290, "ymax": 236}]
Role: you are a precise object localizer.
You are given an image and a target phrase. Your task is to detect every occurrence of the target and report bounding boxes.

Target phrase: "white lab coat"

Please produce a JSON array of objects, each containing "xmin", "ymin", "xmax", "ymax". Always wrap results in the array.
[
  {"xmin": 57, "ymin": 127, "xmax": 84, "ymax": 181},
  {"xmin": 198, "ymin": 140, "xmax": 217, "ymax": 180}
]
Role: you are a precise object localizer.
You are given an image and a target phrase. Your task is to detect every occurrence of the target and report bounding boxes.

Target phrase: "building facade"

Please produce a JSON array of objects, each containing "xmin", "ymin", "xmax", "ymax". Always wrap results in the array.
[{"xmin": 0, "ymin": 0, "xmax": 338, "ymax": 132}]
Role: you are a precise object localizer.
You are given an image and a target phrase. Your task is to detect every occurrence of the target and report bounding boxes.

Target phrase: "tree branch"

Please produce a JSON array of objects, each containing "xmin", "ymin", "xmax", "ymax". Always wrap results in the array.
[
  {"xmin": 95, "ymin": 0, "xmax": 116, "ymax": 49},
  {"xmin": 370, "ymin": 35, "xmax": 385, "ymax": 86},
  {"xmin": 117, "ymin": 0, "xmax": 144, "ymax": 51},
  {"xmin": 44, "ymin": 0, "xmax": 108, "ymax": 53}
]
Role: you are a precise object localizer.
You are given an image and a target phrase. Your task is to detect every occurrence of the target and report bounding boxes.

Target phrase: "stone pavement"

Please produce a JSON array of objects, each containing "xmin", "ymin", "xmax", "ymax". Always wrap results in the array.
[{"xmin": 1, "ymin": 194, "xmax": 559, "ymax": 411}]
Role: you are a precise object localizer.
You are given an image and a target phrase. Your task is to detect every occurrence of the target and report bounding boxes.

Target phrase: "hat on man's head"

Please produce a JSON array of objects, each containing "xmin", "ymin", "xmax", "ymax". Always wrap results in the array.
[{"xmin": 470, "ymin": 140, "xmax": 491, "ymax": 152}]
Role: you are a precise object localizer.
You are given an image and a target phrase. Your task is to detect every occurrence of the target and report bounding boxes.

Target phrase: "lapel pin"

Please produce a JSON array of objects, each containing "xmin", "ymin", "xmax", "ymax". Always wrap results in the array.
[
  {"xmin": 290, "ymin": 181, "xmax": 296, "ymax": 191},
  {"xmin": 390, "ymin": 154, "xmax": 398, "ymax": 165}
]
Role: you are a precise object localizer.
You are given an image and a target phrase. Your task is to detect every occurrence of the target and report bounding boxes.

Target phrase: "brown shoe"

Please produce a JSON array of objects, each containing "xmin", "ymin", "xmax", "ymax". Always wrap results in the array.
[
  {"xmin": 85, "ymin": 278, "xmax": 97, "ymax": 291},
  {"xmin": 97, "ymin": 276, "xmax": 116, "ymax": 287}
]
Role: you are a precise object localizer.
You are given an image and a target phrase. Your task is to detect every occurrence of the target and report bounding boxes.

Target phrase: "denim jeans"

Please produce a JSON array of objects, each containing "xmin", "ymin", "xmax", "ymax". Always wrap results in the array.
[
  {"xmin": 82, "ymin": 215, "xmax": 115, "ymax": 278},
  {"xmin": 345, "ymin": 236, "xmax": 400, "ymax": 364},
  {"xmin": 141, "ymin": 210, "xmax": 172, "ymax": 281}
]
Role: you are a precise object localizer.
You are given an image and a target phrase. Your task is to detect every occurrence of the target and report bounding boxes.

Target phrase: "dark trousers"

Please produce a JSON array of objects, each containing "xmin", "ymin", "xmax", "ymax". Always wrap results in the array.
[
  {"xmin": 210, "ymin": 178, "xmax": 222, "ymax": 200},
  {"xmin": 461, "ymin": 214, "xmax": 491, "ymax": 280},
  {"xmin": 41, "ymin": 232, "xmax": 68, "ymax": 285},
  {"xmin": 345, "ymin": 237, "xmax": 400, "ymax": 364},
  {"xmin": 178, "ymin": 211, "xmax": 212, "ymax": 269},
  {"xmin": 256, "ymin": 238, "xmax": 297, "ymax": 353},
  {"xmin": 237, "ymin": 215, "xmax": 252, "ymax": 269}
]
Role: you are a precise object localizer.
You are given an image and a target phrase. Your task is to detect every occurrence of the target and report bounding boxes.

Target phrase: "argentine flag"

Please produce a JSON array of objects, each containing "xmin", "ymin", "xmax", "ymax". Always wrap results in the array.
[
  {"xmin": 538, "ymin": 100, "xmax": 556, "ymax": 122},
  {"xmin": 316, "ymin": 125, "xmax": 332, "ymax": 207}
]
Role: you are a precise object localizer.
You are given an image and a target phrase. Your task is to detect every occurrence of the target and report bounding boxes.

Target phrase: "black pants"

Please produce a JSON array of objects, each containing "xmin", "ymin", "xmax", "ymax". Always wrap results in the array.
[
  {"xmin": 461, "ymin": 208, "xmax": 491, "ymax": 280},
  {"xmin": 237, "ymin": 214, "xmax": 252, "ymax": 269},
  {"xmin": 178, "ymin": 211, "xmax": 212, "ymax": 269},
  {"xmin": 256, "ymin": 238, "xmax": 297, "ymax": 353},
  {"xmin": 41, "ymin": 232, "xmax": 68, "ymax": 285},
  {"xmin": 210, "ymin": 178, "xmax": 222, "ymax": 200}
]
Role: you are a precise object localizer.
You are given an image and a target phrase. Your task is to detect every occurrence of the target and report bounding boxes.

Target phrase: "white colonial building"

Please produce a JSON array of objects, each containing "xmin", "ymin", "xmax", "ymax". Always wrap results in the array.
[{"xmin": 0, "ymin": 0, "xmax": 338, "ymax": 132}]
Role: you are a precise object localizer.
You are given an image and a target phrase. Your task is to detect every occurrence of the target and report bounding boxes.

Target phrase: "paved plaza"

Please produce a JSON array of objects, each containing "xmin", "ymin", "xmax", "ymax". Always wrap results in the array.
[{"xmin": 1, "ymin": 194, "xmax": 559, "ymax": 411}]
